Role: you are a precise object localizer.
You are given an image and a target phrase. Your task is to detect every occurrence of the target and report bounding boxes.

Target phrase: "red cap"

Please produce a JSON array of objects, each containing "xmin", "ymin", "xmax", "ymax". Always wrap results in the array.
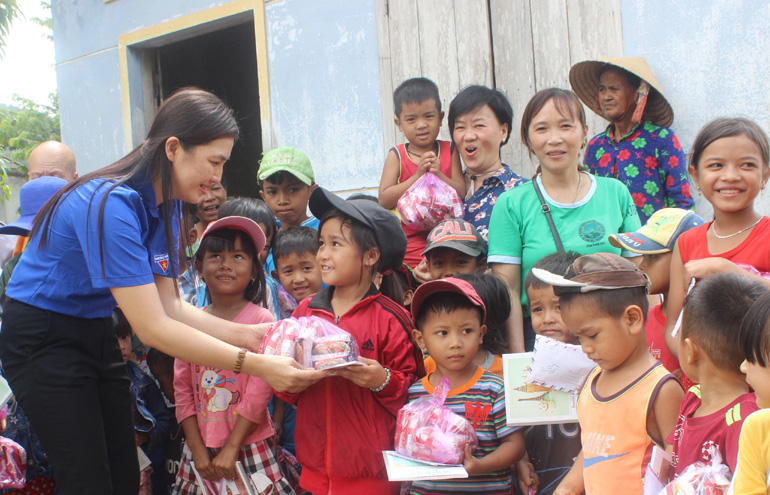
[{"xmin": 411, "ymin": 278, "xmax": 487, "ymax": 325}]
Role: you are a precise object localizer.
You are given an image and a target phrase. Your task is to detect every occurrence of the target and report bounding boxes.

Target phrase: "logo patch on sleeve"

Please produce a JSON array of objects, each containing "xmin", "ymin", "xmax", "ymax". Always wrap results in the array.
[{"xmin": 154, "ymin": 253, "xmax": 170, "ymax": 273}]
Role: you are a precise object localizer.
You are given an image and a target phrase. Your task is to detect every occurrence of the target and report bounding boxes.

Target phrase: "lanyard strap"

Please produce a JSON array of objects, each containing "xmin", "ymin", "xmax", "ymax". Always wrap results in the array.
[{"xmin": 532, "ymin": 180, "xmax": 565, "ymax": 254}]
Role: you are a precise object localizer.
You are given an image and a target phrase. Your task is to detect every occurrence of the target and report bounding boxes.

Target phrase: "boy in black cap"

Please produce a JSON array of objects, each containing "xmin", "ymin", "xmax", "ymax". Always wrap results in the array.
[
  {"xmin": 423, "ymin": 218, "xmax": 487, "ymax": 280},
  {"xmin": 533, "ymin": 253, "xmax": 683, "ymax": 495}
]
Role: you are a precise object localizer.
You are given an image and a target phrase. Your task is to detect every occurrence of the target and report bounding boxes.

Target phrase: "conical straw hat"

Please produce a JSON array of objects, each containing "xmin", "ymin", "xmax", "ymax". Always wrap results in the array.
[{"xmin": 569, "ymin": 57, "xmax": 674, "ymax": 128}]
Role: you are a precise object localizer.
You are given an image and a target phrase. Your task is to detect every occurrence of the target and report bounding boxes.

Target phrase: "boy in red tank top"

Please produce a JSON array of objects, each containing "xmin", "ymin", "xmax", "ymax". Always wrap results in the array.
[
  {"xmin": 378, "ymin": 77, "xmax": 465, "ymax": 268},
  {"xmin": 668, "ymin": 273, "xmax": 765, "ymax": 477},
  {"xmin": 533, "ymin": 254, "xmax": 684, "ymax": 495}
]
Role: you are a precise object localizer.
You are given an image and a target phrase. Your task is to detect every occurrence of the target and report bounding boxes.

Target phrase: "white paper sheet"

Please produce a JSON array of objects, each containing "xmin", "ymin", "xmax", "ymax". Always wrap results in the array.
[{"xmin": 526, "ymin": 335, "xmax": 595, "ymax": 393}]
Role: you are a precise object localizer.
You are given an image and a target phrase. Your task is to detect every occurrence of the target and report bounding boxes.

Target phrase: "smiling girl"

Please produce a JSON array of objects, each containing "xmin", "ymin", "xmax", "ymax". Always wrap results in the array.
[
  {"xmin": 664, "ymin": 118, "xmax": 770, "ymax": 357},
  {"xmin": 0, "ymin": 88, "xmax": 322, "ymax": 494},
  {"xmin": 173, "ymin": 216, "xmax": 293, "ymax": 494},
  {"xmin": 487, "ymin": 88, "xmax": 641, "ymax": 352}
]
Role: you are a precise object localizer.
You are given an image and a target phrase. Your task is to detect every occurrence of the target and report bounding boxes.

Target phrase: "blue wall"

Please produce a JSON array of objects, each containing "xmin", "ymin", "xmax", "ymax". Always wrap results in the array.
[
  {"xmin": 52, "ymin": 0, "xmax": 385, "ymax": 193},
  {"xmin": 621, "ymin": 0, "xmax": 770, "ymax": 150},
  {"xmin": 264, "ymin": 0, "xmax": 383, "ymax": 193},
  {"xmin": 53, "ymin": 0, "xmax": 236, "ymax": 174},
  {"xmin": 621, "ymin": 0, "xmax": 770, "ymax": 215}
]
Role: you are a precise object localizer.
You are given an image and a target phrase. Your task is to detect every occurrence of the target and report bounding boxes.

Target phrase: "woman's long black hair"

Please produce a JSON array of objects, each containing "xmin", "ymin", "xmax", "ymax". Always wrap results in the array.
[{"xmin": 30, "ymin": 87, "xmax": 239, "ymax": 284}]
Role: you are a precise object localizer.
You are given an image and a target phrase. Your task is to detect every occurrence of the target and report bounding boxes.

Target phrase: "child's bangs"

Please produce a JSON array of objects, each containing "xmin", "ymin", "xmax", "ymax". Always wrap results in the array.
[{"xmin": 320, "ymin": 208, "xmax": 377, "ymax": 254}]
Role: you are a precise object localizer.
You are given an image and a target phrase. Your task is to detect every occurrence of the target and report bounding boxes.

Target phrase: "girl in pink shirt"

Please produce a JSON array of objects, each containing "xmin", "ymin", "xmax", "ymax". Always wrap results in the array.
[{"xmin": 172, "ymin": 216, "xmax": 293, "ymax": 494}]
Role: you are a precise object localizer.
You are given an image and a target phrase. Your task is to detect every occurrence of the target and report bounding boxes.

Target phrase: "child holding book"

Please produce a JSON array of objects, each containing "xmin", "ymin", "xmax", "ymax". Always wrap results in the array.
[
  {"xmin": 533, "ymin": 253, "xmax": 684, "ymax": 495},
  {"xmin": 115, "ymin": 308, "xmax": 172, "ymax": 495},
  {"xmin": 379, "ymin": 77, "xmax": 465, "ymax": 268},
  {"xmin": 517, "ymin": 252, "xmax": 581, "ymax": 495},
  {"xmin": 276, "ymin": 188, "xmax": 424, "ymax": 495},
  {"xmin": 408, "ymin": 277, "xmax": 524, "ymax": 494},
  {"xmin": 172, "ymin": 217, "xmax": 293, "ymax": 494},
  {"xmin": 668, "ymin": 273, "xmax": 764, "ymax": 476}
]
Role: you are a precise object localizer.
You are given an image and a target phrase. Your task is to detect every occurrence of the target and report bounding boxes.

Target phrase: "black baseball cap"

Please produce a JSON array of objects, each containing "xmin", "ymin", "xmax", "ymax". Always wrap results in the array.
[{"xmin": 309, "ymin": 187, "xmax": 407, "ymax": 271}]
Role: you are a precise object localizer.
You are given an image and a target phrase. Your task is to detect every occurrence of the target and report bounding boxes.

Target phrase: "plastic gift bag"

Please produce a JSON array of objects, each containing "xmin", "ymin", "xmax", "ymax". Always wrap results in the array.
[
  {"xmin": 396, "ymin": 173, "xmax": 463, "ymax": 232},
  {"xmin": 0, "ymin": 436, "xmax": 26, "ymax": 489},
  {"xmin": 394, "ymin": 376, "xmax": 477, "ymax": 464},
  {"xmin": 659, "ymin": 447, "xmax": 731, "ymax": 495},
  {"xmin": 259, "ymin": 317, "xmax": 362, "ymax": 370}
]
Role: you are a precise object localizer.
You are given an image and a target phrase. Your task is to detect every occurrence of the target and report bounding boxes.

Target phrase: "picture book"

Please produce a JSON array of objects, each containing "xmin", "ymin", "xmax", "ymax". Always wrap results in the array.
[{"xmin": 503, "ymin": 353, "xmax": 579, "ymax": 426}]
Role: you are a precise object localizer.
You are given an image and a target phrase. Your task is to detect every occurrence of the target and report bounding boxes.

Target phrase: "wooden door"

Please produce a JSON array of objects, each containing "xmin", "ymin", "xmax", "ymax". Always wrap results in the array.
[{"xmin": 377, "ymin": 0, "xmax": 623, "ymax": 178}]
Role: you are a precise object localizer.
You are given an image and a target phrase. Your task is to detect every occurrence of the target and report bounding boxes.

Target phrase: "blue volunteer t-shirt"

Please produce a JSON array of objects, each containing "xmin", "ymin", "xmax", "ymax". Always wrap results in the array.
[{"xmin": 7, "ymin": 176, "xmax": 180, "ymax": 318}]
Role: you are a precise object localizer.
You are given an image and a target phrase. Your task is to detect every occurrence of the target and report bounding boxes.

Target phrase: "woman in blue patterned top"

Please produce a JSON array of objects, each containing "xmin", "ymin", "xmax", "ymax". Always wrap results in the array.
[
  {"xmin": 569, "ymin": 58, "xmax": 694, "ymax": 223},
  {"xmin": 448, "ymin": 85, "xmax": 528, "ymax": 242}
]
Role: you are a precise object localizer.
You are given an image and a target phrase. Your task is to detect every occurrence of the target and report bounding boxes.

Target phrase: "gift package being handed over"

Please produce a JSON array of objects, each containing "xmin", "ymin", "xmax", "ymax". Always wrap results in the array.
[{"xmin": 259, "ymin": 316, "xmax": 364, "ymax": 370}]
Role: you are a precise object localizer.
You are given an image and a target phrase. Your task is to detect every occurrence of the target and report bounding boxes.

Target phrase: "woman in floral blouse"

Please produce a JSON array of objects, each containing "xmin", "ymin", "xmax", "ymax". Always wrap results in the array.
[
  {"xmin": 569, "ymin": 57, "xmax": 694, "ymax": 223},
  {"xmin": 448, "ymin": 85, "xmax": 528, "ymax": 242}
]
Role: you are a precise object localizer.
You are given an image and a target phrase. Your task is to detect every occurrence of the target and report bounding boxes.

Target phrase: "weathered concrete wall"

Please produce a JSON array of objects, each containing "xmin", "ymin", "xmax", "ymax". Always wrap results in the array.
[
  {"xmin": 53, "ymin": 0, "xmax": 385, "ymax": 195},
  {"xmin": 0, "ymin": 174, "xmax": 27, "ymax": 225},
  {"xmin": 264, "ymin": 0, "xmax": 383, "ymax": 194},
  {"xmin": 54, "ymin": 0, "xmax": 770, "ymax": 207},
  {"xmin": 621, "ymin": 0, "xmax": 770, "ymax": 217},
  {"xmin": 52, "ymin": 0, "xmax": 236, "ymax": 174}
]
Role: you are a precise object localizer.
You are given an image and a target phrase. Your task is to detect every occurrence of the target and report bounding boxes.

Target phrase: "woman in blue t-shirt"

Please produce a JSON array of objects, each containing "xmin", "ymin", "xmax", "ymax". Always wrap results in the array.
[{"xmin": 0, "ymin": 88, "xmax": 323, "ymax": 494}]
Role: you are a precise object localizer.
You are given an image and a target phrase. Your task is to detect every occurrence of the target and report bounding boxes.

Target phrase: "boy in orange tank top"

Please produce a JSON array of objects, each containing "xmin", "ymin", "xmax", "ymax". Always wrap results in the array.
[{"xmin": 532, "ymin": 253, "xmax": 684, "ymax": 495}]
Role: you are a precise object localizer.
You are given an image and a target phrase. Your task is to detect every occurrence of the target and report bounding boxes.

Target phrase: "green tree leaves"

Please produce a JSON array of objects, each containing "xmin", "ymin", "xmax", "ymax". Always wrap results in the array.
[
  {"xmin": 0, "ymin": 0, "xmax": 21, "ymax": 58},
  {"xmin": 0, "ymin": 93, "xmax": 60, "ymax": 189}
]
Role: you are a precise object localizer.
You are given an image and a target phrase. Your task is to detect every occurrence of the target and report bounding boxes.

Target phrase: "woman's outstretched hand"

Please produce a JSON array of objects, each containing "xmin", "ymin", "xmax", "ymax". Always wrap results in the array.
[
  {"xmin": 246, "ymin": 322, "xmax": 273, "ymax": 352},
  {"xmin": 255, "ymin": 354, "xmax": 326, "ymax": 393}
]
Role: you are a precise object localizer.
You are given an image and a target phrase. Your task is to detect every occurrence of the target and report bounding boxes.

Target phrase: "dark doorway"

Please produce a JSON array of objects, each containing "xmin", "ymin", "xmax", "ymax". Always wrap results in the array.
[{"xmin": 157, "ymin": 20, "xmax": 261, "ymax": 198}]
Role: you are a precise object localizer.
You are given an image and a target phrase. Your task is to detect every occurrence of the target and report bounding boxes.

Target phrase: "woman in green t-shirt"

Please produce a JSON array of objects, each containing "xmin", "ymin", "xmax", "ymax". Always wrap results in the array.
[{"xmin": 488, "ymin": 88, "xmax": 641, "ymax": 352}]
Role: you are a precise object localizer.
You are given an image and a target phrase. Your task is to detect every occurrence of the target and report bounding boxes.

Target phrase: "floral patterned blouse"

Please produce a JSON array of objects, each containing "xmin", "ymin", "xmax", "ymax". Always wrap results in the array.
[
  {"xmin": 463, "ymin": 164, "xmax": 528, "ymax": 242},
  {"xmin": 584, "ymin": 120, "xmax": 694, "ymax": 223}
]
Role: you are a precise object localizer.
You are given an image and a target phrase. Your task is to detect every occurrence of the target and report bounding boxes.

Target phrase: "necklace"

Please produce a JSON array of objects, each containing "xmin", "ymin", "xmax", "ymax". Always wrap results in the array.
[
  {"xmin": 468, "ymin": 168, "xmax": 501, "ymax": 181},
  {"xmin": 406, "ymin": 142, "xmax": 436, "ymax": 159},
  {"xmin": 711, "ymin": 217, "xmax": 763, "ymax": 239},
  {"xmin": 572, "ymin": 171, "xmax": 583, "ymax": 203}
]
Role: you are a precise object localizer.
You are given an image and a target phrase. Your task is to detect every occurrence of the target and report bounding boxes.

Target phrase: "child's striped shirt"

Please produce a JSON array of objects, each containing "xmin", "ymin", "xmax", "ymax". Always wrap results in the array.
[{"xmin": 408, "ymin": 366, "xmax": 518, "ymax": 495}]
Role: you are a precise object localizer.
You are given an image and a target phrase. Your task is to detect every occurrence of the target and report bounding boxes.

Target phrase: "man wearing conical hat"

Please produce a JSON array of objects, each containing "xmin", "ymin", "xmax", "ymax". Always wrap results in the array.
[{"xmin": 570, "ymin": 58, "xmax": 694, "ymax": 223}]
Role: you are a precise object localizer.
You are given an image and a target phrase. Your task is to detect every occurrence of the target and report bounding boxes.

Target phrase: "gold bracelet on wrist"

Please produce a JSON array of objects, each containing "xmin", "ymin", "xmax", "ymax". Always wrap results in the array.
[{"xmin": 233, "ymin": 348, "xmax": 247, "ymax": 374}]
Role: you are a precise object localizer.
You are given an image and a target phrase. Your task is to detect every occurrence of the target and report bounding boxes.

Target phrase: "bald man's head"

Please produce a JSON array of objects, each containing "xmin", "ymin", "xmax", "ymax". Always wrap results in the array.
[{"xmin": 27, "ymin": 141, "xmax": 78, "ymax": 181}]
